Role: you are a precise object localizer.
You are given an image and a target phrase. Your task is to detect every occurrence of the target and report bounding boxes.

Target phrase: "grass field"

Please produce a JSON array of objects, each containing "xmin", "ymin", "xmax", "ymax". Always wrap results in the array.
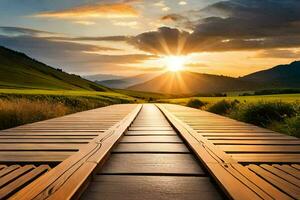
[
  {"xmin": 115, "ymin": 89, "xmax": 173, "ymax": 100},
  {"xmin": 0, "ymin": 89, "xmax": 140, "ymax": 130},
  {"xmin": 159, "ymin": 93, "xmax": 300, "ymax": 105}
]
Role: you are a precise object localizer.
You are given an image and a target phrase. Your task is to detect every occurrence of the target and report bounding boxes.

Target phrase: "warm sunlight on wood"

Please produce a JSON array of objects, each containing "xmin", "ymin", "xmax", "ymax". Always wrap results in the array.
[{"xmin": 164, "ymin": 56, "xmax": 186, "ymax": 72}]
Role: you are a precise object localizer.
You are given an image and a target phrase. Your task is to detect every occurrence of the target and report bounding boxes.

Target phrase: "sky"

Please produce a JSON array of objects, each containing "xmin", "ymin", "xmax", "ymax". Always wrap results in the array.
[{"xmin": 0, "ymin": 0, "xmax": 300, "ymax": 77}]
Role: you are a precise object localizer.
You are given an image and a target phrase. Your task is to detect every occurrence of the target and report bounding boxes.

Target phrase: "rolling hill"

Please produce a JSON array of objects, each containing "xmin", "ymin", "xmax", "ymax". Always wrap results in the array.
[
  {"xmin": 97, "ymin": 73, "xmax": 159, "ymax": 89},
  {"xmin": 127, "ymin": 71, "xmax": 258, "ymax": 95},
  {"xmin": 127, "ymin": 61, "xmax": 300, "ymax": 95},
  {"xmin": 0, "ymin": 46, "xmax": 109, "ymax": 91},
  {"xmin": 84, "ymin": 74, "xmax": 125, "ymax": 82},
  {"xmin": 241, "ymin": 61, "xmax": 300, "ymax": 88}
]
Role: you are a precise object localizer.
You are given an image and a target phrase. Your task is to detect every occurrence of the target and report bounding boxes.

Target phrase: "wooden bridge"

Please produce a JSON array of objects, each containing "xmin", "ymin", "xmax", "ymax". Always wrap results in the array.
[{"xmin": 0, "ymin": 104, "xmax": 299, "ymax": 199}]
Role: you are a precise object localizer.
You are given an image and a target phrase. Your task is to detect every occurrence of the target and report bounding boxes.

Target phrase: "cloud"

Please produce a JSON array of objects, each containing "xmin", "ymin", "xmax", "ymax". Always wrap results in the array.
[
  {"xmin": 33, "ymin": 3, "xmax": 138, "ymax": 19},
  {"xmin": 73, "ymin": 21, "xmax": 96, "ymax": 25},
  {"xmin": 129, "ymin": 26, "xmax": 189, "ymax": 55},
  {"xmin": 131, "ymin": 0, "xmax": 300, "ymax": 55},
  {"xmin": 255, "ymin": 49, "xmax": 300, "ymax": 58},
  {"xmin": 72, "ymin": 35, "xmax": 130, "ymax": 42},
  {"xmin": 0, "ymin": 33, "xmax": 150, "ymax": 74},
  {"xmin": 160, "ymin": 14, "xmax": 194, "ymax": 29},
  {"xmin": 178, "ymin": 1, "xmax": 187, "ymax": 6},
  {"xmin": 0, "ymin": 26, "xmax": 56, "ymax": 37},
  {"xmin": 0, "ymin": 26, "xmax": 131, "ymax": 42},
  {"xmin": 112, "ymin": 21, "xmax": 138, "ymax": 28}
]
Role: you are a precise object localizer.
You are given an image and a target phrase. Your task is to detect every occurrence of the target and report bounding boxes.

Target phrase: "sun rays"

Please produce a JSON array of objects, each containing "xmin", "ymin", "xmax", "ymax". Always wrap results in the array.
[{"xmin": 163, "ymin": 56, "xmax": 187, "ymax": 72}]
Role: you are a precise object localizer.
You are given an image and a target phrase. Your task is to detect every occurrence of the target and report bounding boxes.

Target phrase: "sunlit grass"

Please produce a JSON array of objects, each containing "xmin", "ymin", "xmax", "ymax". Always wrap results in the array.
[
  {"xmin": 159, "ymin": 94, "xmax": 300, "ymax": 105},
  {"xmin": 0, "ymin": 89, "xmax": 140, "ymax": 130}
]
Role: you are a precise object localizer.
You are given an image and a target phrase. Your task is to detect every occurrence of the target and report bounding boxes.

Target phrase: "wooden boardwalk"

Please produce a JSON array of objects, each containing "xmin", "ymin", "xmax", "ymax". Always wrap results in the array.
[{"xmin": 0, "ymin": 104, "xmax": 298, "ymax": 199}]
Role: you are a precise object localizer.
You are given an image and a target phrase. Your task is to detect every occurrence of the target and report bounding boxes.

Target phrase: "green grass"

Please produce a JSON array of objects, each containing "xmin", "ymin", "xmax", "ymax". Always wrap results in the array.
[
  {"xmin": 115, "ymin": 89, "xmax": 173, "ymax": 100},
  {"xmin": 0, "ymin": 89, "xmax": 137, "ymax": 101},
  {"xmin": 159, "ymin": 94, "xmax": 300, "ymax": 105},
  {"xmin": 0, "ymin": 89, "xmax": 141, "ymax": 130},
  {"xmin": 0, "ymin": 46, "xmax": 109, "ymax": 91}
]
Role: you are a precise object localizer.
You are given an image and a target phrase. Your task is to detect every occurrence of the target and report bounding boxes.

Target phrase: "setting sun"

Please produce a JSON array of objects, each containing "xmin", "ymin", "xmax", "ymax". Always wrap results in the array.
[{"xmin": 164, "ymin": 56, "xmax": 186, "ymax": 72}]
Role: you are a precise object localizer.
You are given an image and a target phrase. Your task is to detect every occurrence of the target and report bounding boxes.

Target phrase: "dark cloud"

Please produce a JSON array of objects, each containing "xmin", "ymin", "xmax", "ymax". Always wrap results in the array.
[
  {"xmin": 130, "ymin": 0, "xmax": 300, "ymax": 55},
  {"xmin": 0, "ymin": 26, "xmax": 130, "ymax": 42},
  {"xmin": 72, "ymin": 35, "xmax": 130, "ymax": 41},
  {"xmin": 0, "ymin": 26, "xmax": 54, "ymax": 37},
  {"xmin": 129, "ymin": 27, "xmax": 189, "ymax": 55}
]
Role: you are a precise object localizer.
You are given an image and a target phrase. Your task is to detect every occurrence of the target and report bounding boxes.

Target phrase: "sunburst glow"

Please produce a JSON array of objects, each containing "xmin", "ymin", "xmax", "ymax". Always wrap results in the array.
[{"xmin": 164, "ymin": 56, "xmax": 186, "ymax": 72}]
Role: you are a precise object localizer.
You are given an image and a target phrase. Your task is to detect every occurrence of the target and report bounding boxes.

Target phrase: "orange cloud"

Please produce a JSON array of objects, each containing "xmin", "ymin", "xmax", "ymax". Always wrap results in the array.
[{"xmin": 33, "ymin": 3, "xmax": 138, "ymax": 19}]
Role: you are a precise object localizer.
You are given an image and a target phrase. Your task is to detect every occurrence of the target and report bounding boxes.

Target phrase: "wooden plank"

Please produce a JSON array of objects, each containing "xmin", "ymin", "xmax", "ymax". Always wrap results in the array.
[
  {"xmin": 0, "ymin": 165, "xmax": 35, "ymax": 187},
  {"xmin": 231, "ymin": 164, "xmax": 291, "ymax": 199},
  {"xmin": 260, "ymin": 164, "xmax": 300, "ymax": 187},
  {"xmin": 0, "ymin": 165, "xmax": 49, "ymax": 199},
  {"xmin": 82, "ymin": 175, "xmax": 222, "ymax": 200},
  {"xmin": 0, "ymin": 136, "xmax": 95, "ymax": 139},
  {"xmin": 0, "ymin": 132, "xmax": 100, "ymax": 136},
  {"xmin": 212, "ymin": 140, "xmax": 300, "ymax": 145},
  {"xmin": 0, "ymin": 139, "xmax": 90, "ymax": 143},
  {"xmin": 201, "ymin": 133, "xmax": 288, "ymax": 137},
  {"xmin": 0, "ymin": 151, "xmax": 73, "ymax": 162},
  {"xmin": 248, "ymin": 165, "xmax": 300, "ymax": 199},
  {"xmin": 0, "ymin": 165, "xmax": 20, "ymax": 178},
  {"xmin": 207, "ymin": 137, "xmax": 296, "ymax": 140},
  {"xmin": 231, "ymin": 154, "xmax": 300, "ymax": 163},
  {"xmin": 272, "ymin": 164, "xmax": 300, "ymax": 179},
  {"xmin": 158, "ymin": 104, "xmax": 264, "ymax": 200},
  {"xmin": 220, "ymin": 145, "xmax": 300, "ymax": 153},
  {"xmin": 292, "ymin": 164, "xmax": 300, "ymax": 170},
  {"xmin": 10, "ymin": 104, "xmax": 141, "ymax": 200},
  {"xmin": 129, "ymin": 127, "xmax": 173, "ymax": 131},
  {"xmin": 120, "ymin": 136, "xmax": 182, "ymax": 143},
  {"xmin": 0, "ymin": 144, "xmax": 83, "ymax": 151},
  {"xmin": 100, "ymin": 153, "xmax": 204, "ymax": 175},
  {"xmin": 125, "ymin": 130, "xmax": 176, "ymax": 136},
  {"xmin": 113, "ymin": 143, "xmax": 189, "ymax": 153}
]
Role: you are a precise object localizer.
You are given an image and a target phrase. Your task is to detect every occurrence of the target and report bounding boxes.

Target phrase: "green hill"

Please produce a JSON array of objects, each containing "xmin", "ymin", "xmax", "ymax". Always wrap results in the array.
[
  {"xmin": 241, "ymin": 61, "xmax": 300, "ymax": 88},
  {"xmin": 128, "ymin": 71, "xmax": 258, "ymax": 95},
  {"xmin": 0, "ymin": 46, "xmax": 110, "ymax": 91}
]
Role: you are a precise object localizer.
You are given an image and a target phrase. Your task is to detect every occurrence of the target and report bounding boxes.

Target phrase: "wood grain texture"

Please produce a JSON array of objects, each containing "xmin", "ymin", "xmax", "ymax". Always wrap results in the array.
[{"xmin": 100, "ymin": 153, "xmax": 204, "ymax": 175}]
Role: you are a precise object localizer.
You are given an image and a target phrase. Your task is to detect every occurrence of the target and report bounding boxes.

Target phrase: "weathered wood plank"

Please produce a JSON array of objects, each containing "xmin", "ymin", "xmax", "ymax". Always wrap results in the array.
[
  {"xmin": 120, "ymin": 135, "xmax": 182, "ymax": 143},
  {"xmin": 100, "ymin": 153, "xmax": 204, "ymax": 175},
  {"xmin": 113, "ymin": 143, "xmax": 189, "ymax": 153},
  {"xmin": 82, "ymin": 175, "xmax": 222, "ymax": 200},
  {"xmin": 125, "ymin": 130, "xmax": 176, "ymax": 136}
]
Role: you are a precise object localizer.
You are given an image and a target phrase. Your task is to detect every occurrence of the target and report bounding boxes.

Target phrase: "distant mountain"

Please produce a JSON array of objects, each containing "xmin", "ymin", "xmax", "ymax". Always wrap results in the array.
[
  {"xmin": 128, "ymin": 61, "xmax": 300, "ymax": 95},
  {"xmin": 241, "ymin": 61, "xmax": 300, "ymax": 88},
  {"xmin": 98, "ymin": 73, "xmax": 159, "ymax": 89},
  {"xmin": 84, "ymin": 74, "xmax": 125, "ymax": 82},
  {"xmin": 0, "ymin": 46, "xmax": 109, "ymax": 91},
  {"xmin": 128, "ymin": 71, "xmax": 257, "ymax": 95}
]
